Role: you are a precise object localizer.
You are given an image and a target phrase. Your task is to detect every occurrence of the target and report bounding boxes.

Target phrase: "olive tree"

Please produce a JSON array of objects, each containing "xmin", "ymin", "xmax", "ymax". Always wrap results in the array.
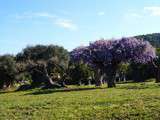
[{"xmin": 16, "ymin": 45, "xmax": 69, "ymax": 88}]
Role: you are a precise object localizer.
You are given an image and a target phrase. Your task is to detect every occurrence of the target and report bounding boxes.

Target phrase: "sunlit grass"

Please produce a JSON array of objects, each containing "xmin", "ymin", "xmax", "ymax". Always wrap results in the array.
[{"xmin": 0, "ymin": 82, "xmax": 160, "ymax": 120}]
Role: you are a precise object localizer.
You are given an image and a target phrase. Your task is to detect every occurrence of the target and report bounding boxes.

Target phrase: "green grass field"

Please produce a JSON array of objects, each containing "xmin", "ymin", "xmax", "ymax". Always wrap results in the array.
[{"xmin": 0, "ymin": 82, "xmax": 160, "ymax": 120}]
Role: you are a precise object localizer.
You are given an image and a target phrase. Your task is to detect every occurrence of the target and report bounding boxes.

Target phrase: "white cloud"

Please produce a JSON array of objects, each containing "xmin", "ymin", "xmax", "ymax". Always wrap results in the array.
[
  {"xmin": 144, "ymin": 6, "xmax": 160, "ymax": 16},
  {"xmin": 34, "ymin": 12, "xmax": 57, "ymax": 18},
  {"xmin": 98, "ymin": 12, "xmax": 105, "ymax": 16},
  {"xmin": 13, "ymin": 12, "xmax": 78, "ymax": 31},
  {"xmin": 124, "ymin": 6, "xmax": 160, "ymax": 19},
  {"xmin": 55, "ymin": 19, "xmax": 78, "ymax": 31},
  {"xmin": 129, "ymin": 13, "xmax": 142, "ymax": 18},
  {"xmin": 15, "ymin": 12, "xmax": 57, "ymax": 20}
]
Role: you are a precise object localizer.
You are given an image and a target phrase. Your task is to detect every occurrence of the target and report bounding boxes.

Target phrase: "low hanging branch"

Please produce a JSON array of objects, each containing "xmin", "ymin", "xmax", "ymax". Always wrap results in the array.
[{"xmin": 16, "ymin": 60, "xmax": 66, "ymax": 89}]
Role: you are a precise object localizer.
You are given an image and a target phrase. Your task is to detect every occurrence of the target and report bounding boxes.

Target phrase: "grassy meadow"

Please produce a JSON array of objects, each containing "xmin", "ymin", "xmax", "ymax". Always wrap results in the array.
[{"xmin": 0, "ymin": 82, "xmax": 160, "ymax": 120}]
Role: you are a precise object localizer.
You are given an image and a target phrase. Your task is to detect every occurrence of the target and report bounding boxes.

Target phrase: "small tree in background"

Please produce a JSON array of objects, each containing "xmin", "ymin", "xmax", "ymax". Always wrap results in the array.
[
  {"xmin": 0, "ymin": 55, "xmax": 17, "ymax": 89},
  {"xmin": 68, "ymin": 62, "xmax": 94, "ymax": 85},
  {"xmin": 116, "ymin": 63, "xmax": 129, "ymax": 82}
]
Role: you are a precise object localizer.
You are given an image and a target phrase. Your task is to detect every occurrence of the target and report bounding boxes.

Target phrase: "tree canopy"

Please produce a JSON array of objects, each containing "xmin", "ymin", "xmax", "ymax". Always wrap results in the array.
[
  {"xmin": 71, "ymin": 37, "xmax": 156, "ymax": 87},
  {"xmin": 16, "ymin": 45, "xmax": 69, "ymax": 88},
  {"xmin": 0, "ymin": 55, "xmax": 17, "ymax": 89}
]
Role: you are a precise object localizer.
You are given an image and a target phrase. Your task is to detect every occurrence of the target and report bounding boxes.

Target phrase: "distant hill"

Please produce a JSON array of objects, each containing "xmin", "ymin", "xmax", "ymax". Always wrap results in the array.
[{"xmin": 135, "ymin": 33, "xmax": 160, "ymax": 48}]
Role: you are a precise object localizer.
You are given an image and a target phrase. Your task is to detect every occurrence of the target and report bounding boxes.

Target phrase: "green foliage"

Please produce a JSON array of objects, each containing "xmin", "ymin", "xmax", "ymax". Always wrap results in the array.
[
  {"xmin": 135, "ymin": 33, "xmax": 160, "ymax": 48},
  {"xmin": 0, "ymin": 55, "xmax": 17, "ymax": 89},
  {"xmin": 16, "ymin": 45, "xmax": 69, "ymax": 87},
  {"xmin": 127, "ymin": 63, "xmax": 154, "ymax": 82},
  {"xmin": 16, "ymin": 45, "xmax": 69, "ymax": 68},
  {"xmin": 68, "ymin": 63, "xmax": 94, "ymax": 85},
  {"xmin": 154, "ymin": 48, "xmax": 160, "ymax": 66},
  {"xmin": 47, "ymin": 58, "xmax": 65, "ymax": 81},
  {"xmin": 117, "ymin": 63, "xmax": 129, "ymax": 74},
  {"xmin": 16, "ymin": 62, "xmax": 32, "ymax": 84},
  {"xmin": 116, "ymin": 63, "xmax": 129, "ymax": 82}
]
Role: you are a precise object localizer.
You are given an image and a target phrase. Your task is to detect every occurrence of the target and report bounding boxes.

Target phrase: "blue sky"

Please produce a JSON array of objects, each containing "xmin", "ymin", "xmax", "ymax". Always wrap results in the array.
[{"xmin": 0, "ymin": 0, "xmax": 160, "ymax": 54}]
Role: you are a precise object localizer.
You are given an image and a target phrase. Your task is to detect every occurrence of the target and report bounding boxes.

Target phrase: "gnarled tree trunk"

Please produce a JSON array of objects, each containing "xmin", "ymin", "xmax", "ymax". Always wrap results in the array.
[
  {"xmin": 95, "ymin": 69, "xmax": 103, "ymax": 86},
  {"xmin": 29, "ymin": 62, "xmax": 62, "ymax": 88},
  {"xmin": 105, "ymin": 64, "xmax": 117, "ymax": 88},
  {"xmin": 107, "ymin": 75, "xmax": 116, "ymax": 88}
]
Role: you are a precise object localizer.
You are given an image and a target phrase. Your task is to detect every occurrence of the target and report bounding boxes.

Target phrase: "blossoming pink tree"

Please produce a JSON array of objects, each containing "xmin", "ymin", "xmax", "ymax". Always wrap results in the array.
[{"xmin": 71, "ymin": 38, "xmax": 156, "ymax": 87}]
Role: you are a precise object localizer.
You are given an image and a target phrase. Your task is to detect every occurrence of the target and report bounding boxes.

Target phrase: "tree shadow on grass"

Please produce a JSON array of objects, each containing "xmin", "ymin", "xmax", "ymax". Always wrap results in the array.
[
  {"xmin": 0, "ymin": 90, "xmax": 15, "ymax": 95},
  {"xmin": 24, "ymin": 87, "xmax": 107, "ymax": 96}
]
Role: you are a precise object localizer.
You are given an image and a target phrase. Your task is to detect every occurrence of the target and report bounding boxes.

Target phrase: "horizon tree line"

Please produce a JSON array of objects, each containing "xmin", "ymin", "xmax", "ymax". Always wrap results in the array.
[{"xmin": 0, "ymin": 37, "xmax": 160, "ymax": 90}]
